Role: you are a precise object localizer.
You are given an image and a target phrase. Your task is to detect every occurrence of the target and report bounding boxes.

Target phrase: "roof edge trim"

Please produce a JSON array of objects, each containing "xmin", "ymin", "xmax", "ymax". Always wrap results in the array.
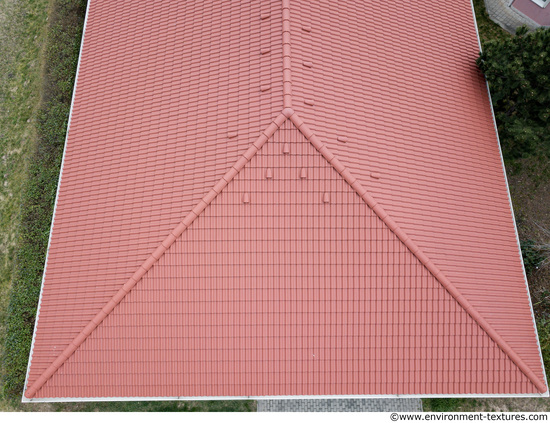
[
  {"xmin": 21, "ymin": 391, "xmax": 550, "ymax": 403},
  {"xmin": 24, "ymin": 112, "xmax": 289, "ymax": 399},
  {"xmin": 289, "ymin": 112, "xmax": 547, "ymax": 394}
]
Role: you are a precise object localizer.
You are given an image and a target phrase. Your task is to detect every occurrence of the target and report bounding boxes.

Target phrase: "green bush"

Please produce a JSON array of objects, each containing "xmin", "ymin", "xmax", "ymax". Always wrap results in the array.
[
  {"xmin": 521, "ymin": 239, "xmax": 545, "ymax": 275},
  {"xmin": 477, "ymin": 27, "xmax": 550, "ymax": 160},
  {"xmin": 49, "ymin": 400, "xmax": 256, "ymax": 412},
  {"xmin": 536, "ymin": 317, "xmax": 550, "ymax": 382}
]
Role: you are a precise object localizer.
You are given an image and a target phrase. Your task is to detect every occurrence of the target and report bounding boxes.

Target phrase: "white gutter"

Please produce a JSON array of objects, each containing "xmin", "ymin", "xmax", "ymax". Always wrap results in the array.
[{"xmin": 21, "ymin": 391, "xmax": 549, "ymax": 403}]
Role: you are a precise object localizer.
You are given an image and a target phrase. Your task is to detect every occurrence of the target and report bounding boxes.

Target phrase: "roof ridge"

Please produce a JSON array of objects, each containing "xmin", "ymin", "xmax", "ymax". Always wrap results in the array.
[
  {"xmin": 24, "ymin": 112, "xmax": 289, "ymax": 399},
  {"xmin": 282, "ymin": 0, "xmax": 292, "ymax": 108},
  {"xmin": 288, "ymin": 111, "xmax": 547, "ymax": 394}
]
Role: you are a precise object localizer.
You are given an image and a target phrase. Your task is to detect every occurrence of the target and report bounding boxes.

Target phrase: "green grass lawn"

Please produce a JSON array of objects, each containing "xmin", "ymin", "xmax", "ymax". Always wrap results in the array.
[
  {"xmin": 1, "ymin": 0, "xmax": 87, "ymax": 406},
  {"xmin": 0, "ymin": 0, "xmax": 50, "ymax": 409}
]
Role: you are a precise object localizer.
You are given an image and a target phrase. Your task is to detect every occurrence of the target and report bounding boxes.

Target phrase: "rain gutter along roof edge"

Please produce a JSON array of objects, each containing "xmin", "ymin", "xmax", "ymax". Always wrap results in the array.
[
  {"xmin": 469, "ymin": 0, "xmax": 548, "ymax": 394},
  {"xmin": 22, "ymin": 0, "xmax": 93, "ymax": 403},
  {"xmin": 21, "ymin": 392, "xmax": 549, "ymax": 404}
]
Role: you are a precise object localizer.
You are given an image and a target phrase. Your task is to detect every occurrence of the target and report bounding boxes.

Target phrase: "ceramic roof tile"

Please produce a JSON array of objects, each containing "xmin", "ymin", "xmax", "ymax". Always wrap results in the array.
[
  {"xmin": 29, "ymin": 121, "xmax": 539, "ymax": 398},
  {"xmin": 289, "ymin": 0, "xmax": 545, "ymax": 389},
  {"xmin": 24, "ymin": 0, "xmax": 547, "ymax": 400},
  {"xmin": 26, "ymin": 0, "xmax": 283, "ymax": 394}
]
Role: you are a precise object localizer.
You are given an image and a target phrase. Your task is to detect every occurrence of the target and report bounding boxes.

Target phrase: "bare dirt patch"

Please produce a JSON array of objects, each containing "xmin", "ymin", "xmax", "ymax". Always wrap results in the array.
[{"xmin": 508, "ymin": 158, "xmax": 550, "ymax": 318}]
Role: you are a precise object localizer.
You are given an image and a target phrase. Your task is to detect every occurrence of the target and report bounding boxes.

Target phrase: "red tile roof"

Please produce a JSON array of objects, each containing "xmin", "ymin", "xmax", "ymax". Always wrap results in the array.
[{"xmin": 24, "ymin": 0, "xmax": 547, "ymax": 399}]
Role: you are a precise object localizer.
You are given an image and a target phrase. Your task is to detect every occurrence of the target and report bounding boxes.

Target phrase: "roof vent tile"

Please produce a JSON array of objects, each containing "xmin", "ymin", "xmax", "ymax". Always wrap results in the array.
[
  {"xmin": 265, "ymin": 168, "xmax": 273, "ymax": 179},
  {"xmin": 283, "ymin": 143, "xmax": 290, "ymax": 155},
  {"xmin": 337, "ymin": 136, "xmax": 348, "ymax": 143},
  {"xmin": 242, "ymin": 193, "xmax": 250, "ymax": 204}
]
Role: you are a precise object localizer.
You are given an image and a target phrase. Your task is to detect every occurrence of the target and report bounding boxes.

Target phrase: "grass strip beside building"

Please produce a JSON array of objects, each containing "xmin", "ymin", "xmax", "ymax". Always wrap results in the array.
[{"xmin": 2, "ymin": 0, "xmax": 87, "ymax": 401}]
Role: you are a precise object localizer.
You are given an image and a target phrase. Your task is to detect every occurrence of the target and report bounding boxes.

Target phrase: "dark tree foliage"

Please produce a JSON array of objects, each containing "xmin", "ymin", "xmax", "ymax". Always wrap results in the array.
[
  {"xmin": 521, "ymin": 239, "xmax": 545, "ymax": 274},
  {"xmin": 477, "ymin": 27, "xmax": 550, "ymax": 160}
]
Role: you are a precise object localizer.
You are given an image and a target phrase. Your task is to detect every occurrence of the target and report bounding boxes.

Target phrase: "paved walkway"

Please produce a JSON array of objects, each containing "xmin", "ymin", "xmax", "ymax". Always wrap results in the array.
[
  {"xmin": 484, "ymin": 0, "xmax": 539, "ymax": 32},
  {"xmin": 257, "ymin": 398, "xmax": 423, "ymax": 412},
  {"xmin": 512, "ymin": 0, "xmax": 550, "ymax": 26}
]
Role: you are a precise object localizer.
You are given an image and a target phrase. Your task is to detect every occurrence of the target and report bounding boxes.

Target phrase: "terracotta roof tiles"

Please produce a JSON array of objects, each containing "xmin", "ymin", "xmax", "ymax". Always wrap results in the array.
[{"xmin": 24, "ymin": 0, "xmax": 547, "ymax": 400}]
